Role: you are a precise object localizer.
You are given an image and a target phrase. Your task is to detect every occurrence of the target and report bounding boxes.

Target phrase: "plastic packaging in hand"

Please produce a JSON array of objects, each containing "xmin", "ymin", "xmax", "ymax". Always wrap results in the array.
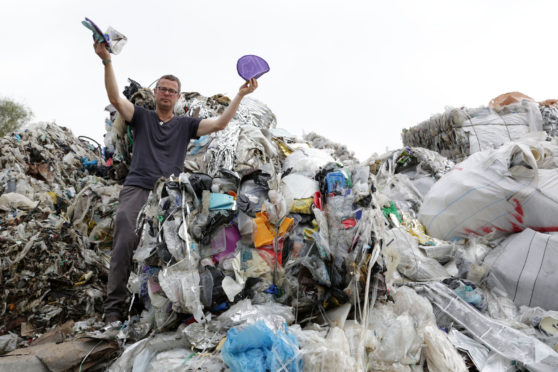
[{"xmin": 104, "ymin": 26, "xmax": 127, "ymax": 55}]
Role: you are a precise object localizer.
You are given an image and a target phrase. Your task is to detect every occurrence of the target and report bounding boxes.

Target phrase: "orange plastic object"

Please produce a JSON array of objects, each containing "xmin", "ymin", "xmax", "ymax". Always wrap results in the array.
[
  {"xmin": 253, "ymin": 210, "xmax": 276, "ymax": 247},
  {"xmin": 279, "ymin": 217, "xmax": 294, "ymax": 236},
  {"xmin": 489, "ymin": 92, "xmax": 534, "ymax": 109}
]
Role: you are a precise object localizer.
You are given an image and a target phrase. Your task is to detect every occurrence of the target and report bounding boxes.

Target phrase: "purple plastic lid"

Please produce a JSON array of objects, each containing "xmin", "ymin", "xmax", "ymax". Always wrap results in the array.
[
  {"xmin": 237, "ymin": 55, "xmax": 270, "ymax": 80},
  {"xmin": 85, "ymin": 17, "xmax": 108, "ymax": 44}
]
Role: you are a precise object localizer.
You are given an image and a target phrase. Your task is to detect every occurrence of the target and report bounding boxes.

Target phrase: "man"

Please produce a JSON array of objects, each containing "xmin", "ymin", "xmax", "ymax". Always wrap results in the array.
[{"xmin": 93, "ymin": 41, "xmax": 258, "ymax": 323}]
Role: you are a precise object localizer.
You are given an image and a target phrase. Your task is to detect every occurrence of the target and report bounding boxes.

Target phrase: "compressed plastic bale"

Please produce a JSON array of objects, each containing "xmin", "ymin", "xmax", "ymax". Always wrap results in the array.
[
  {"xmin": 401, "ymin": 102, "xmax": 543, "ymax": 162},
  {"xmin": 419, "ymin": 141, "xmax": 558, "ymax": 241}
]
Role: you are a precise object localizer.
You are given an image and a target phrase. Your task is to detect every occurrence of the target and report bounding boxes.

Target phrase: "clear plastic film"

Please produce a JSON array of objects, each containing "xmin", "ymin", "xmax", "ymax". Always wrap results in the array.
[
  {"xmin": 217, "ymin": 299, "xmax": 294, "ymax": 331},
  {"xmin": 418, "ymin": 281, "xmax": 558, "ymax": 372},
  {"xmin": 158, "ymin": 258, "xmax": 205, "ymax": 323}
]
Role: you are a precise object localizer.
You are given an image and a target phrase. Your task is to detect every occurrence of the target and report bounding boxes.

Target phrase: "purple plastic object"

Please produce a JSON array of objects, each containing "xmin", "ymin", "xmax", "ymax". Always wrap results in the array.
[
  {"xmin": 85, "ymin": 17, "xmax": 108, "ymax": 45},
  {"xmin": 236, "ymin": 55, "xmax": 270, "ymax": 81},
  {"xmin": 213, "ymin": 225, "xmax": 241, "ymax": 262}
]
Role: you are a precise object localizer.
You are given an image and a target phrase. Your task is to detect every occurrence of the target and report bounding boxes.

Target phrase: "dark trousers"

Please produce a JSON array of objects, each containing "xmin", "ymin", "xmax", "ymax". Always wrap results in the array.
[{"xmin": 104, "ymin": 185, "xmax": 150, "ymax": 316}]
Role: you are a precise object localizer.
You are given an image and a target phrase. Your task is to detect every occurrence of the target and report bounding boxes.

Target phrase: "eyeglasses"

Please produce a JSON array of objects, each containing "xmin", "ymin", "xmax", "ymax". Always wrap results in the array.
[{"xmin": 156, "ymin": 87, "xmax": 179, "ymax": 95}]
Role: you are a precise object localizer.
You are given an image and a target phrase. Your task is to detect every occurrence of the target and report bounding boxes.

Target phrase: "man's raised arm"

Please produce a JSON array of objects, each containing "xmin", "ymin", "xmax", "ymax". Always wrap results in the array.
[
  {"xmin": 196, "ymin": 78, "xmax": 258, "ymax": 137},
  {"xmin": 94, "ymin": 41, "xmax": 134, "ymax": 122}
]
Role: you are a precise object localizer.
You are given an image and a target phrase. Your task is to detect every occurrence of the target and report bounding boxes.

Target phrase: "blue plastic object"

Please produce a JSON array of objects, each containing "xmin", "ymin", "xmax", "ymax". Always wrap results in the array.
[
  {"xmin": 325, "ymin": 171, "xmax": 346, "ymax": 194},
  {"xmin": 221, "ymin": 321, "xmax": 301, "ymax": 372},
  {"xmin": 82, "ymin": 17, "xmax": 107, "ymax": 44},
  {"xmin": 209, "ymin": 193, "xmax": 235, "ymax": 210},
  {"xmin": 81, "ymin": 157, "xmax": 98, "ymax": 170},
  {"xmin": 454, "ymin": 283, "xmax": 485, "ymax": 310}
]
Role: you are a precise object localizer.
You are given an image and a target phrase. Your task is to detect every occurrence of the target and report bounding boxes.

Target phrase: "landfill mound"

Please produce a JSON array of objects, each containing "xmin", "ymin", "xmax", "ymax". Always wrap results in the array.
[
  {"xmin": 2, "ymin": 86, "xmax": 558, "ymax": 371},
  {"xmin": 401, "ymin": 92, "xmax": 558, "ymax": 162}
]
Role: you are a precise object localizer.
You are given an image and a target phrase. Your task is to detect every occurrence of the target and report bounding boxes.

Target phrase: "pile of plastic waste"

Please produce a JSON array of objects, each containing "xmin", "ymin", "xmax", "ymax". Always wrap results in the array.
[
  {"xmin": 401, "ymin": 92, "xmax": 558, "ymax": 162},
  {"xmin": 2, "ymin": 85, "xmax": 558, "ymax": 372}
]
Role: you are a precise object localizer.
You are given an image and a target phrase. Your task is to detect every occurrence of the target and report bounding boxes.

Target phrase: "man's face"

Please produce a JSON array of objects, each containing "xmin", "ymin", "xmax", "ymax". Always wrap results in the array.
[{"xmin": 154, "ymin": 78, "xmax": 180, "ymax": 111}]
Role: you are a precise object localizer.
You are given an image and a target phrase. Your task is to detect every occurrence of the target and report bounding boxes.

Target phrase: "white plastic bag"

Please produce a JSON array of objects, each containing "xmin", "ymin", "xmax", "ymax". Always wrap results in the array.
[{"xmin": 419, "ymin": 142, "xmax": 558, "ymax": 241}]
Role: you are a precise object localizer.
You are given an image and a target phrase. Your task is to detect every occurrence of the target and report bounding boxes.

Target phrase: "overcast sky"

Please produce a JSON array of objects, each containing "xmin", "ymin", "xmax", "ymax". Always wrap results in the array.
[{"xmin": 2, "ymin": 1, "xmax": 558, "ymax": 160}]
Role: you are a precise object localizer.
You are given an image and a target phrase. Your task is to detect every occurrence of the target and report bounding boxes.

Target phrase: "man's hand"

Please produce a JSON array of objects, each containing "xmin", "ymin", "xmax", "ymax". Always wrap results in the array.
[
  {"xmin": 238, "ymin": 78, "xmax": 258, "ymax": 97},
  {"xmin": 94, "ymin": 41, "xmax": 111, "ymax": 61},
  {"xmin": 197, "ymin": 78, "xmax": 260, "ymax": 136}
]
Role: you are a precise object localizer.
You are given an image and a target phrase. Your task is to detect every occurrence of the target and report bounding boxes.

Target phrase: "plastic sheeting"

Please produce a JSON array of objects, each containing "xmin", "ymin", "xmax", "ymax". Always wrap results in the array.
[
  {"xmin": 418, "ymin": 281, "xmax": 558, "ymax": 372},
  {"xmin": 483, "ymin": 228, "xmax": 558, "ymax": 311}
]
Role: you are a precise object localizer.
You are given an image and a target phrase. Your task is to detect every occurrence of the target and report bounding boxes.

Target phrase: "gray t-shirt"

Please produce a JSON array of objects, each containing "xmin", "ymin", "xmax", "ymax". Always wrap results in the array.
[{"xmin": 124, "ymin": 105, "xmax": 201, "ymax": 189}]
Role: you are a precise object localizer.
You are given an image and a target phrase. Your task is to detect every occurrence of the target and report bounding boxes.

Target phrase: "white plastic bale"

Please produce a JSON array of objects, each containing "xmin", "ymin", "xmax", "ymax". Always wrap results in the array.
[
  {"xmin": 419, "ymin": 141, "xmax": 558, "ymax": 241},
  {"xmin": 483, "ymin": 228, "xmax": 558, "ymax": 311}
]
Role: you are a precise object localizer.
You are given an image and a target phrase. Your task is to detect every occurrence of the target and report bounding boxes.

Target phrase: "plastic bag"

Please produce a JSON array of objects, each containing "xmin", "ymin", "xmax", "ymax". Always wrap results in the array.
[
  {"xmin": 383, "ymin": 227, "xmax": 449, "ymax": 281},
  {"xmin": 221, "ymin": 321, "xmax": 301, "ymax": 372},
  {"xmin": 419, "ymin": 141, "xmax": 558, "ymax": 240}
]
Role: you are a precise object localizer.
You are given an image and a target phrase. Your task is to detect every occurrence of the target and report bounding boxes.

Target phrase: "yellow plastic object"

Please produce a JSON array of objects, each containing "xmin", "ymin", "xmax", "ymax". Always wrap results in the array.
[
  {"xmin": 274, "ymin": 139, "xmax": 294, "ymax": 157},
  {"xmin": 73, "ymin": 271, "xmax": 93, "ymax": 286},
  {"xmin": 216, "ymin": 337, "xmax": 227, "ymax": 351},
  {"xmin": 291, "ymin": 198, "xmax": 313, "ymax": 214},
  {"xmin": 47, "ymin": 191, "xmax": 58, "ymax": 204},
  {"xmin": 303, "ymin": 220, "xmax": 319, "ymax": 240},
  {"xmin": 401, "ymin": 212, "xmax": 439, "ymax": 246}
]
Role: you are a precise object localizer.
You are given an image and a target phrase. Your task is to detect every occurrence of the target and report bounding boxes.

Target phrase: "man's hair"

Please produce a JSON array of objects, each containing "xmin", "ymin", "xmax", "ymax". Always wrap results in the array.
[{"xmin": 157, "ymin": 74, "xmax": 181, "ymax": 93}]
